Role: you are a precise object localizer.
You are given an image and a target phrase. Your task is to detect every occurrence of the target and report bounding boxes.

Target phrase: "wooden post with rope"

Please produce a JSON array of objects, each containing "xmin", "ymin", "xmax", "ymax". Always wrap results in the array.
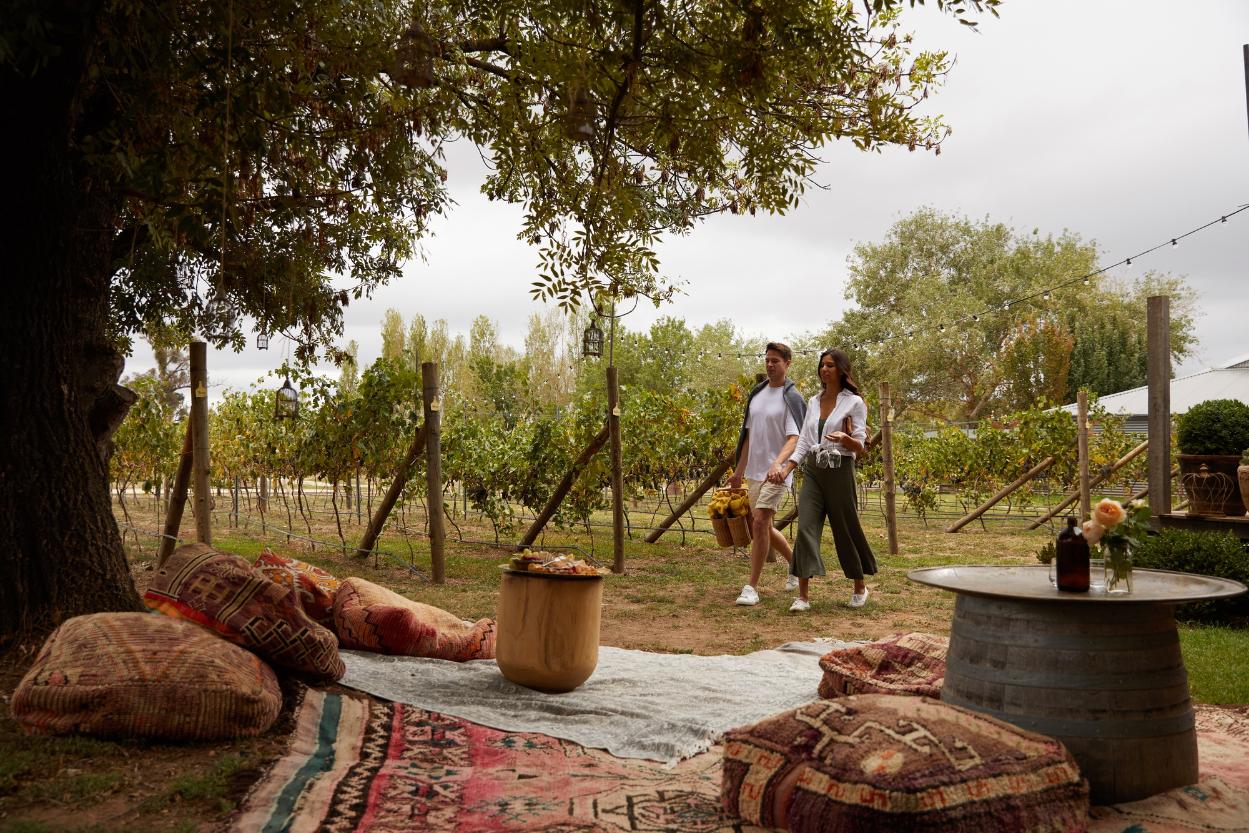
[
  {"xmin": 1027, "ymin": 440, "xmax": 1149, "ymax": 530},
  {"xmin": 356, "ymin": 426, "xmax": 427, "ymax": 558},
  {"xmin": 518, "ymin": 423, "xmax": 612, "ymax": 550},
  {"xmin": 189, "ymin": 341, "xmax": 212, "ymax": 545},
  {"xmin": 157, "ymin": 421, "xmax": 194, "ymax": 566},
  {"xmin": 1078, "ymin": 389, "xmax": 1091, "ymax": 521},
  {"xmin": 423, "ymin": 362, "xmax": 445, "ymax": 583},
  {"xmin": 607, "ymin": 366, "xmax": 625, "ymax": 573},
  {"xmin": 879, "ymin": 382, "xmax": 899, "ymax": 555},
  {"xmin": 947, "ymin": 456, "xmax": 1056, "ymax": 533}
]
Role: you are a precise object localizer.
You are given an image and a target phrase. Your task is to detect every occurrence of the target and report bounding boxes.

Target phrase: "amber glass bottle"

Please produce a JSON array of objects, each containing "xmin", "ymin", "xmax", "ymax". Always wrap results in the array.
[{"xmin": 1055, "ymin": 516, "xmax": 1090, "ymax": 592}]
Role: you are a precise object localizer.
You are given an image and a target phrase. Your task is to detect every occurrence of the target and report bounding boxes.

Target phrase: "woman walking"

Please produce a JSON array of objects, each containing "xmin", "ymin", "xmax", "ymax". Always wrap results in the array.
[{"xmin": 777, "ymin": 349, "xmax": 876, "ymax": 611}]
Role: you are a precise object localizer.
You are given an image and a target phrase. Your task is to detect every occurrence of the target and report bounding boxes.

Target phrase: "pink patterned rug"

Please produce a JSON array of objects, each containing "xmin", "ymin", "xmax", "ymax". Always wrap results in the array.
[{"xmin": 232, "ymin": 693, "xmax": 1249, "ymax": 833}]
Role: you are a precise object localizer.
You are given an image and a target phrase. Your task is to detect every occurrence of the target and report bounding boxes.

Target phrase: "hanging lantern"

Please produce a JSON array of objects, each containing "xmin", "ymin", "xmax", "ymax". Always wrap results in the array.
[
  {"xmin": 565, "ymin": 84, "xmax": 595, "ymax": 141},
  {"xmin": 274, "ymin": 376, "xmax": 299, "ymax": 420},
  {"xmin": 393, "ymin": 22, "xmax": 437, "ymax": 88},
  {"xmin": 582, "ymin": 319, "xmax": 604, "ymax": 358},
  {"xmin": 256, "ymin": 331, "xmax": 269, "ymax": 350}
]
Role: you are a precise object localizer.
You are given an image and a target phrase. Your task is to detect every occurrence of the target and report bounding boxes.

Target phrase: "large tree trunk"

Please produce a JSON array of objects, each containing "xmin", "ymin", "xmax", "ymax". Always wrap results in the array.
[{"xmin": 0, "ymin": 5, "xmax": 143, "ymax": 648}]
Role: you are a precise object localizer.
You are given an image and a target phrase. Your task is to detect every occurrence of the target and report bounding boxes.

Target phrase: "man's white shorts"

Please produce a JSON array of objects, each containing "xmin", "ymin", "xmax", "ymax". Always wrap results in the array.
[{"xmin": 746, "ymin": 478, "xmax": 787, "ymax": 512}]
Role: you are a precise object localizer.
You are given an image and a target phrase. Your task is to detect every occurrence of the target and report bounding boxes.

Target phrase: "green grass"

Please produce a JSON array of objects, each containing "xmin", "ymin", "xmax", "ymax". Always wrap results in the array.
[
  {"xmin": 1180, "ymin": 624, "xmax": 1249, "ymax": 704},
  {"xmin": 140, "ymin": 754, "xmax": 247, "ymax": 814}
]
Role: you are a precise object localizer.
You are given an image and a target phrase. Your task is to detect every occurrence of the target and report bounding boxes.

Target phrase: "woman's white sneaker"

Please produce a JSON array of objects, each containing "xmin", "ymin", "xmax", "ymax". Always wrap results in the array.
[
  {"xmin": 785, "ymin": 574, "xmax": 800, "ymax": 592},
  {"xmin": 788, "ymin": 597, "xmax": 810, "ymax": 612},
  {"xmin": 735, "ymin": 585, "xmax": 760, "ymax": 606},
  {"xmin": 849, "ymin": 588, "xmax": 869, "ymax": 608}
]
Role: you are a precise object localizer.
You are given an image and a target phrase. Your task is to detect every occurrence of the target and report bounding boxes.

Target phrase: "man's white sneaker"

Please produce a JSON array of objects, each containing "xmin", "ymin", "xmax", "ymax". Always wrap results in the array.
[
  {"xmin": 735, "ymin": 585, "xmax": 760, "ymax": 606},
  {"xmin": 785, "ymin": 574, "xmax": 800, "ymax": 592},
  {"xmin": 788, "ymin": 597, "xmax": 810, "ymax": 612},
  {"xmin": 849, "ymin": 588, "xmax": 870, "ymax": 608}
]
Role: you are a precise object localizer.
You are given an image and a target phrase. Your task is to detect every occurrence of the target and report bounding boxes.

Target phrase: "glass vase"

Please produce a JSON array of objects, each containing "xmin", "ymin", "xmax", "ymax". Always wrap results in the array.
[{"xmin": 1104, "ymin": 541, "xmax": 1133, "ymax": 594}]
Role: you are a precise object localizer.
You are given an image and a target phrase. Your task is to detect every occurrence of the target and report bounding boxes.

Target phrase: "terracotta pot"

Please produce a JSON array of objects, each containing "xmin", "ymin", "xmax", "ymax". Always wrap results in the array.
[
  {"xmin": 1178, "ymin": 454, "xmax": 1245, "ymax": 517},
  {"xmin": 1239, "ymin": 464, "xmax": 1249, "ymax": 514}
]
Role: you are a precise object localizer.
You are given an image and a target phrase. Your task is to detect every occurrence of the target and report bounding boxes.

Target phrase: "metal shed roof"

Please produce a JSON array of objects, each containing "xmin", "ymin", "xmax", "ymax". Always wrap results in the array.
[{"xmin": 1060, "ymin": 355, "xmax": 1249, "ymax": 416}]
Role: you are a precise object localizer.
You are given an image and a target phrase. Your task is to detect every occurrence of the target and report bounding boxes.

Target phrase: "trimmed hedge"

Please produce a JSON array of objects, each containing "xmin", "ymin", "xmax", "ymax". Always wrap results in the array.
[
  {"xmin": 1134, "ymin": 529, "xmax": 1249, "ymax": 622},
  {"xmin": 1176, "ymin": 398, "xmax": 1249, "ymax": 456}
]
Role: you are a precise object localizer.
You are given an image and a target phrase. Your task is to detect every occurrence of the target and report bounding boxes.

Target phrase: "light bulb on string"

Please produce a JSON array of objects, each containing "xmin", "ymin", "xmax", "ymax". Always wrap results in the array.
[
  {"xmin": 972, "ymin": 314, "xmax": 980, "ymax": 322},
  {"xmin": 1042, "ymin": 290, "xmax": 1051, "ymax": 301},
  {"xmin": 1171, "ymin": 238, "xmax": 1178, "ymax": 247}
]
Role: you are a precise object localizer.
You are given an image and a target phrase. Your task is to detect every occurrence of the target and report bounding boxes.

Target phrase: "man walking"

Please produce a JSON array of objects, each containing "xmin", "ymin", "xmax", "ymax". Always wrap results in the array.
[{"xmin": 727, "ymin": 342, "xmax": 804, "ymax": 605}]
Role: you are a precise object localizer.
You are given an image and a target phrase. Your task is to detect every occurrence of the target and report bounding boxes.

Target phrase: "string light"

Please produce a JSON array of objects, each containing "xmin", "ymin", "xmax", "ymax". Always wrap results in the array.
[{"xmin": 727, "ymin": 204, "xmax": 1246, "ymax": 359}]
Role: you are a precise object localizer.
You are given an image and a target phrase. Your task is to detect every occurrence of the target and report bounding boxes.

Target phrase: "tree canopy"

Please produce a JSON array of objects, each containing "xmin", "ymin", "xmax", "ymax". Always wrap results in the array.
[
  {"xmin": 819, "ymin": 208, "xmax": 1197, "ymax": 422},
  {"xmin": 2, "ymin": 0, "xmax": 1001, "ymax": 642}
]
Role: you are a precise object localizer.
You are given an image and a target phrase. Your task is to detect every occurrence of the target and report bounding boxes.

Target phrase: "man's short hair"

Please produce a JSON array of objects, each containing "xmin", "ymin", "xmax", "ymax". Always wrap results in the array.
[{"xmin": 765, "ymin": 342, "xmax": 792, "ymax": 362}]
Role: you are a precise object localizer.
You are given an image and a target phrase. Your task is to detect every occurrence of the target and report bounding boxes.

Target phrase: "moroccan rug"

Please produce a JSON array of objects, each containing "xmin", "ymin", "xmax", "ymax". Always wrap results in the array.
[
  {"xmin": 233, "ymin": 692, "xmax": 1249, "ymax": 833},
  {"xmin": 337, "ymin": 641, "xmax": 849, "ymax": 763}
]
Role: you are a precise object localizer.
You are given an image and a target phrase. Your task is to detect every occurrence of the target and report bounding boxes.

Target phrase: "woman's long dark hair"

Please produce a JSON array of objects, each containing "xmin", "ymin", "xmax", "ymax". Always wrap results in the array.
[{"xmin": 818, "ymin": 348, "xmax": 860, "ymax": 396}]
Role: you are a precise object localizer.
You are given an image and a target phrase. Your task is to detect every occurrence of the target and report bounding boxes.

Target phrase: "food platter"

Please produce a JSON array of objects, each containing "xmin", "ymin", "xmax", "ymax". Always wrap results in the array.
[{"xmin": 500, "ymin": 549, "xmax": 609, "ymax": 578}]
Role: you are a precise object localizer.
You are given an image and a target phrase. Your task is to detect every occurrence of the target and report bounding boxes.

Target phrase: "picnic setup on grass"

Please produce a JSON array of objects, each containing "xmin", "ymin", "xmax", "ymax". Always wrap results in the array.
[
  {"xmin": 10, "ymin": 517, "xmax": 1249, "ymax": 832},
  {"xmin": 11, "ymin": 298, "xmax": 1249, "ymax": 832}
]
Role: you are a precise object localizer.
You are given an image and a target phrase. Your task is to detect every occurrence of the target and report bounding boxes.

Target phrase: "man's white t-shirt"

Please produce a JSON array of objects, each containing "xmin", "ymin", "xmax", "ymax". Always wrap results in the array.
[{"xmin": 743, "ymin": 385, "xmax": 799, "ymax": 485}]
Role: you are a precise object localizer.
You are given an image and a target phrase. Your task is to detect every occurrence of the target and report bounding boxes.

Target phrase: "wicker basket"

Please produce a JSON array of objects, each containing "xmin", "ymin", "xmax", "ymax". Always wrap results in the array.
[
  {"xmin": 727, "ymin": 515, "xmax": 752, "ymax": 546},
  {"xmin": 709, "ymin": 487, "xmax": 751, "ymax": 548}
]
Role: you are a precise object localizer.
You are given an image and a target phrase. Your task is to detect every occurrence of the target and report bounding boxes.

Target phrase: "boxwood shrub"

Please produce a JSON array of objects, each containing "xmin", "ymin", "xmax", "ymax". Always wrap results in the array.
[
  {"xmin": 1134, "ymin": 529, "xmax": 1249, "ymax": 622},
  {"xmin": 1175, "ymin": 398, "xmax": 1249, "ymax": 456}
]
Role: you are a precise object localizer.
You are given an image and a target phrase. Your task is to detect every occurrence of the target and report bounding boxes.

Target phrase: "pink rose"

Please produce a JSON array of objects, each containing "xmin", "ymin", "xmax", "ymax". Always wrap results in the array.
[
  {"xmin": 1083, "ymin": 520, "xmax": 1104, "ymax": 546},
  {"xmin": 1093, "ymin": 498, "xmax": 1127, "ymax": 529}
]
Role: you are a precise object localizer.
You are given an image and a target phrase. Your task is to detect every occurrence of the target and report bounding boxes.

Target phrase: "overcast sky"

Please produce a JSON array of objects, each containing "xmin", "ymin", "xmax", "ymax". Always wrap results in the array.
[{"xmin": 128, "ymin": 0, "xmax": 1249, "ymax": 395}]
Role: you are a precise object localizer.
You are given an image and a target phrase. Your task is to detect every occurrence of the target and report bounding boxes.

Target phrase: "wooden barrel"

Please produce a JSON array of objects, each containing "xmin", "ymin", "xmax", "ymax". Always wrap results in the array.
[
  {"xmin": 941, "ymin": 593, "xmax": 1197, "ymax": 805},
  {"xmin": 496, "ymin": 570, "xmax": 603, "ymax": 693}
]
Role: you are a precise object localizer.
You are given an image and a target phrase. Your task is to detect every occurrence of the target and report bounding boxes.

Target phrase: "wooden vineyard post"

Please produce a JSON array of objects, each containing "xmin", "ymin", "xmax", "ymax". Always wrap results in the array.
[
  {"xmin": 355, "ymin": 426, "xmax": 427, "ymax": 558},
  {"xmin": 518, "ymin": 423, "xmax": 611, "ymax": 549},
  {"xmin": 423, "ymin": 362, "xmax": 445, "ymax": 584},
  {"xmin": 1147, "ymin": 295, "xmax": 1172, "ymax": 518},
  {"xmin": 644, "ymin": 456, "xmax": 733, "ymax": 543},
  {"xmin": 1027, "ymin": 440, "xmax": 1149, "ymax": 530},
  {"xmin": 607, "ymin": 366, "xmax": 625, "ymax": 573},
  {"xmin": 1078, "ymin": 389, "xmax": 1091, "ymax": 521},
  {"xmin": 946, "ymin": 456, "xmax": 1056, "ymax": 533},
  {"xmin": 157, "ymin": 420, "xmax": 194, "ymax": 566},
  {"xmin": 878, "ymin": 382, "xmax": 899, "ymax": 555},
  {"xmin": 189, "ymin": 341, "xmax": 212, "ymax": 545},
  {"xmin": 258, "ymin": 474, "xmax": 268, "ymax": 534}
]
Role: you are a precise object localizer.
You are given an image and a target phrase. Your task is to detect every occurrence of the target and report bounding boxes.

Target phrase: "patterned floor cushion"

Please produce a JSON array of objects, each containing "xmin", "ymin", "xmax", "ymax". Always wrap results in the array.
[
  {"xmin": 253, "ymin": 548, "xmax": 340, "ymax": 627},
  {"xmin": 11, "ymin": 612, "xmax": 281, "ymax": 740},
  {"xmin": 818, "ymin": 632, "xmax": 948, "ymax": 699},
  {"xmin": 145, "ymin": 543, "xmax": 345, "ymax": 681},
  {"xmin": 722, "ymin": 695, "xmax": 1088, "ymax": 832},
  {"xmin": 333, "ymin": 577, "xmax": 496, "ymax": 661}
]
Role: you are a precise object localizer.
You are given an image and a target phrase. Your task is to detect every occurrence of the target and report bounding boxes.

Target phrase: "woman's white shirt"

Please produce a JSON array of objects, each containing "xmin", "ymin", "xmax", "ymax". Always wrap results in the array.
[{"xmin": 789, "ymin": 390, "xmax": 868, "ymax": 465}]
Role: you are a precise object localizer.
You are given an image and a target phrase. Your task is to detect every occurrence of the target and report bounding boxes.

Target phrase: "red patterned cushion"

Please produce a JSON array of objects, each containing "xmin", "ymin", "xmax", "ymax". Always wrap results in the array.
[
  {"xmin": 333, "ymin": 577, "xmax": 496, "ymax": 661},
  {"xmin": 722, "ymin": 695, "xmax": 1088, "ymax": 832},
  {"xmin": 11, "ymin": 613, "xmax": 281, "ymax": 740},
  {"xmin": 819, "ymin": 632, "xmax": 948, "ymax": 699},
  {"xmin": 145, "ymin": 543, "xmax": 344, "ymax": 681},
  {"xmin": 253, "ymin": 549, "xmax": 340, "ymax": 626}
]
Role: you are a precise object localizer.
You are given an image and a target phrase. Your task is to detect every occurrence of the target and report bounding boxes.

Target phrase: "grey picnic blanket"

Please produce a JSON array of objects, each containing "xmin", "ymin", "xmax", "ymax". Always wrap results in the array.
[{"xmin": 338, "ymin": 640, "xmax": 857, "ymax": 764}]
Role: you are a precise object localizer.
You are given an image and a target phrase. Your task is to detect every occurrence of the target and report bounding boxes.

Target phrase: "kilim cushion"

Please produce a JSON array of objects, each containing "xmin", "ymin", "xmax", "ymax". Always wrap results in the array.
[
  {"xmin": 145, "ymin": 543, "xmax": 345, "ymax": 681},
  {"xmin": 333, "ymin": 577, "xmax": 496, "ymax": 661},
  {"xmin": 722, "ymin": 695, "xmax": 1089, "ymax": 833},
  {"xmin": 11, "ymin": 612, "xmax": 281, "ymax": 740},
  {"xmin": 818, "ymin": 632, "xmax": 948, "ymax": 699},
  {"xmin": 253, "ymin": 548, "xmax": 340, "ymax": 627}
]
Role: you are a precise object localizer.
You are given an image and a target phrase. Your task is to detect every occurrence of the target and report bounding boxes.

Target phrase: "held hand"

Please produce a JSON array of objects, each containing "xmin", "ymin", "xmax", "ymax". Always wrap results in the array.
[
  {"xmin": 727, "ymin": 472, "xmax": 742, "ymax": 488},
  {"xmin": 766, "ymin": 463, "xmax": 785, "ymax": 484},
  {"xmin": 825, "ymin": 431, "xmax": 847, "ymax": 444}
]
